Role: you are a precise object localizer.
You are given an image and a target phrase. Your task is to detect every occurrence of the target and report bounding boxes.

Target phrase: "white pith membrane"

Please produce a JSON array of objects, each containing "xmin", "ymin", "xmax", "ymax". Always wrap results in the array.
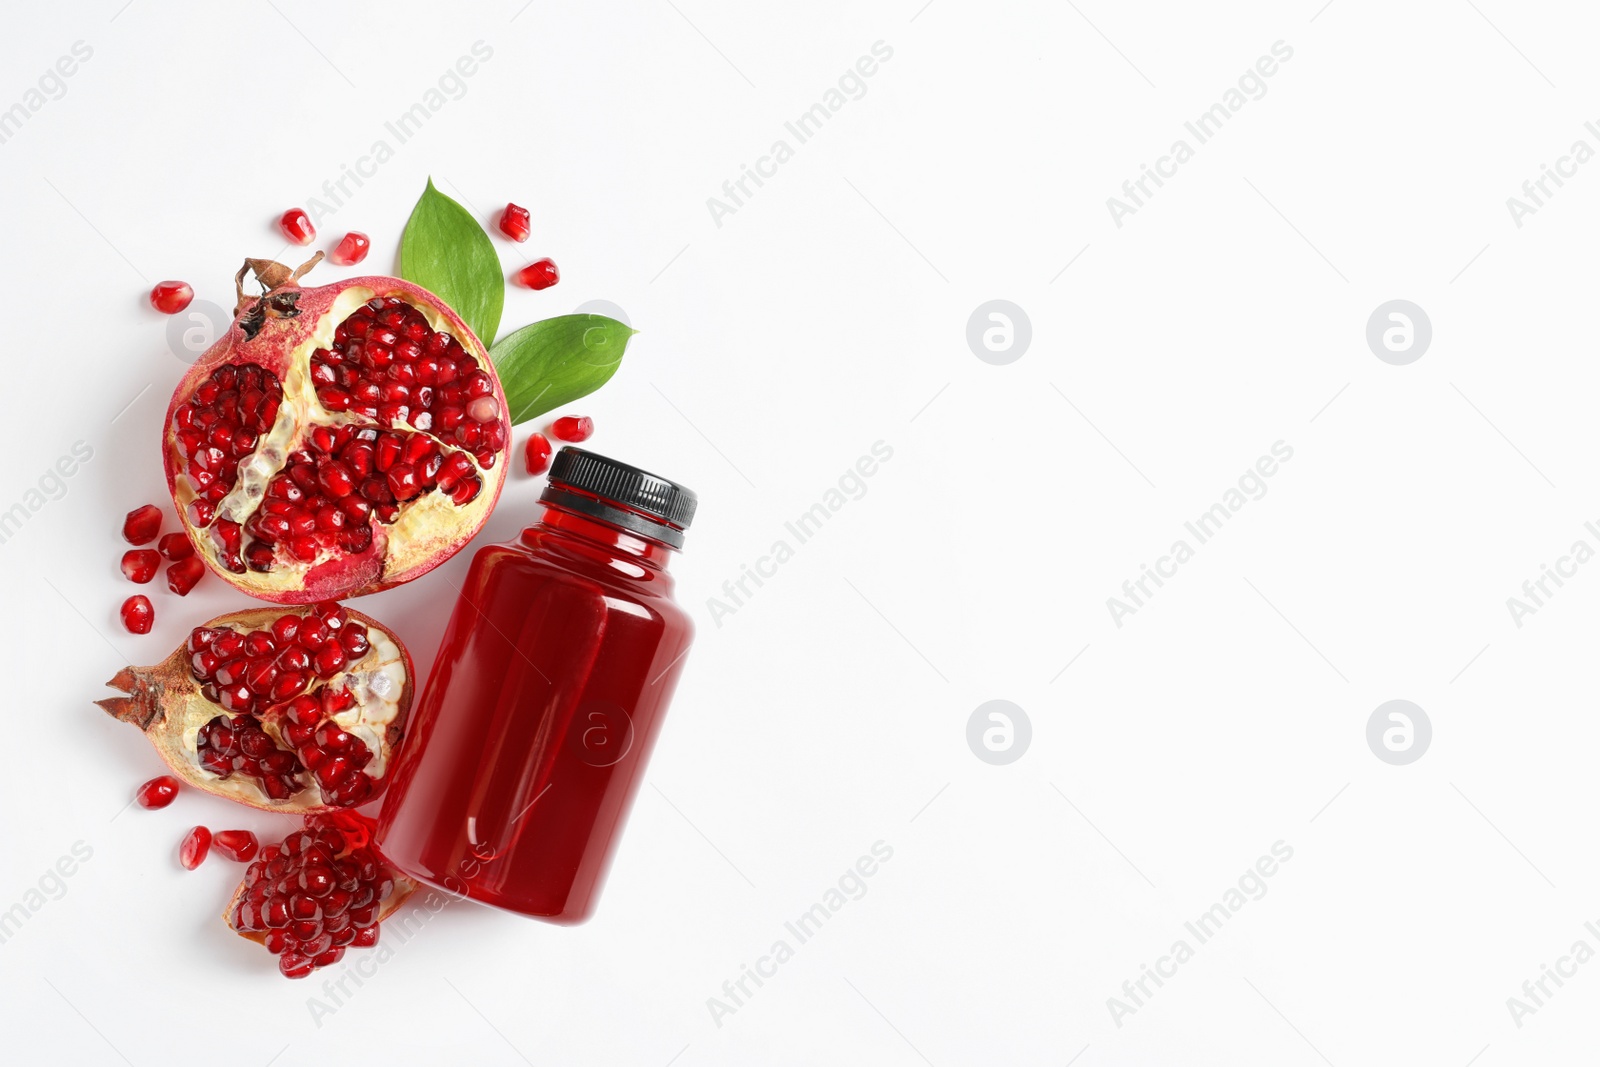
[
  {"xmin": 170, "ymin": 286, "xmax": 503, "ymax": 597},
  {"xmin": 183, "ymin": 626, "xmax": 407, "ymax": 803}
]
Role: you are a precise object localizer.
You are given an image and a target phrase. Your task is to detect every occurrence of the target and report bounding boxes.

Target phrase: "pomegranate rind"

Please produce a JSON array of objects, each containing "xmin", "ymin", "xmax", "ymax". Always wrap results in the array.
[
  {"xmin": 163, "ymin": 271, "xmax": 510, "ymax": 604},
  {"xmin": 96, "ymin": 606, "xmax": 414, "ymax": 814}
]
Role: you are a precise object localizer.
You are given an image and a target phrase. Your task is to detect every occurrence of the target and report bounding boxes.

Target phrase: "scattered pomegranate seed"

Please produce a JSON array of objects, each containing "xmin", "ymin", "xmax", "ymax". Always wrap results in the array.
[
  {"xmin": 551, "ymin": 416, "xmax": 594, "ymax": 442},
  {"xmin": 513, "ymin": 258, "xmax": 559, "ymax": 290},
  {"xmin": 157, "ymin": 533, "xmax": 194, "ymax": 562},
  {"xmin": 214, "ymin": 830, "xmax": 261, "ymax": 862},
  {"xmin": 121, "ymin": 595, "xmax": 154, "ymax": 634},
  {"xmin": 121, "ymin": 549, "xmax": 161, "ymax": 584},
  {"xmin": 123, "ymin": 504, "xmax": 163, "ymax": 545},
  {"xmin": 135, "ymin": 775, "xmax": 180, "ymax": 809},
  {"xmin": 180, "ymin": 826, "xmax": 212, "ymax": 870},
  {"xmin": 524, "ymin": 433, "xmax": 552, "ymax": 475},
  {"xmin": 498, "ymin": 203, "xmax": 531, "ymax": 242},
  {"xmin": 149, "ymin": 281, "xmax": 194, "ymax": 315},
  {"xmin": 279, "ymin": 208, "xmax": 315, "ymax": 246},
  {"xmin": 167, "ymin": 556, "xmax": 205, "ymax": 596},
  {"xmin": 329, "ymin": 232, "xmax": 370, "ymax": 266}
]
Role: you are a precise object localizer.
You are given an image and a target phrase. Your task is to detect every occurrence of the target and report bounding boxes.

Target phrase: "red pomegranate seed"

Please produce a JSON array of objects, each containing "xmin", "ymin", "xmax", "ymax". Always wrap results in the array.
[
  {"xmin": 513, "ymin": 258, "xmax": 559, "ymax": 290},
  {"xmin": 120, "ymin": 595, "xmax": 154, "ymax": 634},
  {"xmin": 524, "ymin": 433, "xmax": 552, "ymax": 475},
  {"xmin": 279, "ymin": 208, "xmax": 315, "ymax": 245},
  {"xmin": 157, "ymin": 533, "xmax": 194, "ymax": 562},
  {"xmin": 149, "ymin": 281, "xmax": 194, "ymax": 314},
  {"xmin": 214, "ymin": 830, "xmax": 261, "ymax": 862},
  {"xmin": 167, "ymin": 557, "xmax": 205, "ymax": 596},
  {"xmin": 121, "ymin": 549, "xmax": 161, "ymax": 584},
  {"xmin": 180, "ymin": 826, "xmax": 212, "ymax": 870},
  {"xmin": 329, "ymin": 232, "xmax": 370, "ymax": 266},
  {"xmin": 498, "ymin": 203, "xmax": 531, "ymax": 242},
  {"xmin": 280, "ymin": 953, "xmax": 315, "ymax": 978},
  {"xmin": 122, "ymin": 504, "xmax": 163, "ymax": 545},
  {"xmin": 135, "ymin": 775, "xmax": 180, "ymax": 809},
  {"xmin": 550, "ymin": 416, "xmax": 593, "ymax": 442}
]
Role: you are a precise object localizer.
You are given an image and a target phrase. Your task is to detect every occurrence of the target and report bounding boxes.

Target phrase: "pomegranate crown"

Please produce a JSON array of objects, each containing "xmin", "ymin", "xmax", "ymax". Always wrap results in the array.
[{"xmin": 234, "ymin": 251, "xmax": 324, "ymax": 339}]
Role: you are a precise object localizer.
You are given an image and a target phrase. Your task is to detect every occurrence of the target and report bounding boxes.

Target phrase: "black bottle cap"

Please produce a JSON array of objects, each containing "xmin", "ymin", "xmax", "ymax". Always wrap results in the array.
[{"xmin": 541, "ymin": 447, "xmax": 697, "ymax": 548}]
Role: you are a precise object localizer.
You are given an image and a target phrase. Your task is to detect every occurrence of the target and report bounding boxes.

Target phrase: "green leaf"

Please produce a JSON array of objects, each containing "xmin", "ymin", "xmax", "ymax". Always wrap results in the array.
[
  {"xmin": 398, "ymin": 178, "xmax": 504, "ymax": 346},
  {"xmin": 491, "ymin": 314, "xmax": 637, "ymax": 425}
]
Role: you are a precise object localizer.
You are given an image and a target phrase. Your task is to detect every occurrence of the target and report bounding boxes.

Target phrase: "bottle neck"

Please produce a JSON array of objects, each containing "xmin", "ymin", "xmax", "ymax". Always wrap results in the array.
[{"xmin": 527, "ymin": 500, "xmax": 678, "ymax": 567}]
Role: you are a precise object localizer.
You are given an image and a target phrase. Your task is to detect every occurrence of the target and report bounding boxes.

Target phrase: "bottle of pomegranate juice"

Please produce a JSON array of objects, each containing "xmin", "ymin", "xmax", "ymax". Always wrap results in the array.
[{"xmin": 376, "ymin": 448, "xmax": 696, "ymax": 923}]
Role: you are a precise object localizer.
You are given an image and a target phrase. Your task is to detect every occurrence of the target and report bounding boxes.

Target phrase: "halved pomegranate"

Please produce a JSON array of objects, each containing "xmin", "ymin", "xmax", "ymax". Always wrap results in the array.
[
  {"xmin": 97, "ymin": 602, "xmax": 412, "ymax": 812},
  {"xmin": 164, "ymin": 255, "xmax": 511, "ymax": 603},
  {"xmin": 225, "ymin": 811, "xmax": 416, "ymax": 978}
]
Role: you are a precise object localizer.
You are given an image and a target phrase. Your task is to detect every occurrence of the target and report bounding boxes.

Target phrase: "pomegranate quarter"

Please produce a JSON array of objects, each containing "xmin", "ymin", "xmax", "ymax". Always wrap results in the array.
[
  {"xmin": 98, "ymin": 602, "xmax": 413, "ymax": 812},
  {"xmin": 225, "ymin": 811, "xmax": 415, "ymax": 979},
  {"xmin": 164, "ymin": 254, "xmax": 511, "ymax": 603}
]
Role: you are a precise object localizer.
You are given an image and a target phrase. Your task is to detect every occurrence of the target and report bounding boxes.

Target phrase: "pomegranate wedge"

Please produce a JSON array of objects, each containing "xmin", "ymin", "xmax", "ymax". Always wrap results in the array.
[{"xmin": 98, "ymin": 603, "xmax": 412, "ymax": 812}]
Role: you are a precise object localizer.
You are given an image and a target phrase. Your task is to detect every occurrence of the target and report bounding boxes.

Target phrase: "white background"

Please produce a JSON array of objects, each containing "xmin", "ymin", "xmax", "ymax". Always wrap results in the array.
[{"xmin": 3, "ymin": 0, "xmax": 1598, "ymax": 1063}]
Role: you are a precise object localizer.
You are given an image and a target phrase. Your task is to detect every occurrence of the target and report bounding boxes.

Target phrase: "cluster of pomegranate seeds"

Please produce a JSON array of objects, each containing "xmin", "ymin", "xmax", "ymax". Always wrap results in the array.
[
  {"xmin": 149, "ymin": 281, "xmax": 194, "ymax": 315},
  {"xmin": 498, "ymin": 202, "xmax": 531, "ymax": 242},
  {"xmin": 197, "ymin": 714, "xmax": 306, "ymax": 800},
  {"xmin": 514, "ymin": 258, "xmax": 560, "ymax": 290},
  {"xmin": 123, "ymin": 505, "xmax": 163, "ymax": 545},
  {"xmin": 187, "ymin": 603, "xmax": 380, "ymax": 808},
  {"xmin": 243, "ymin": 424, "xmax": 483, "ymax": 572},
  {"xmin": 310, "ymin": 296, "xmax": 505, "ymax": 462},
  {"xmin": 172, "ymin": 363, "xmax": 283, "ymax": 532},
  {"xmin": 214, "ymin": 829, "xmax": 260, "ymax": 862},
  {"xmin": 180, "ymin": 826, "xmax": 211, "ymax": 870},
  {"xmin": 278, "ymin": 688, "xmax": 376, "ymax": 806},
  {"xmin": 121, "ymin": 595, "xmax": 154, "ymax": 634},
  {"xmin": 190, "ymin": 602, "xmax": 368, "ymax": 712},
  {"xmin": 121, "ymin": 550, "xmax": 160, "ymax": 584},
  {"xmin": 232, "ymin": 815, "xmax": 394, "ymax": 978},
  {"xmin": 329, "ymin": 231, "xmax": 370, "ymax": 266},
  {"xmin": 551, "ymin": 415, "xmax": 593, "ymax": 442},
  {"xmin": 279, "ymin": 207, "xmax": 315, "ymax": 245},
  {"xmin": 135, "ymin": 775, "xmax": 180, "ymax": 809}
]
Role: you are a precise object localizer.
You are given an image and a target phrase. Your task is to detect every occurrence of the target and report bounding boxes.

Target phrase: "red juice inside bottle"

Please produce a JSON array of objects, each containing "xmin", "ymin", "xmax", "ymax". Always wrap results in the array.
[{"xmin": 375, "ymin": 448, "xmax": 696, "ymax": 923}]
